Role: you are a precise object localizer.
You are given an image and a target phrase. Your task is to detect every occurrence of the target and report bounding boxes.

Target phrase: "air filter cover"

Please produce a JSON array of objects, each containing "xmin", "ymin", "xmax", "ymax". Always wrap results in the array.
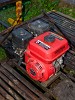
[
  {"xmin": 29, "ymin": 19, "xmax": 50, "ymax": 36},
  {"xmin": 12, "ymin": 28, "xmax": 33, "ymax": 49}
]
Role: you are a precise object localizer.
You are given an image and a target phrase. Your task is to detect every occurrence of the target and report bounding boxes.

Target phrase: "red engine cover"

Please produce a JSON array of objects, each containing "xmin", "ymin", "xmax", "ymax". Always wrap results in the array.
[{"xmin": 25, "ymin": 31, "xmax": 69, "ymax": 82}]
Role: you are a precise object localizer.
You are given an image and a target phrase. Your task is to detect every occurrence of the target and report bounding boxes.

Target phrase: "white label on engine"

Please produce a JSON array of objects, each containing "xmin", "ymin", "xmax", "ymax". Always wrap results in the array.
[{"xmin": 36, "ymin": 40, "xmax": 50, "ymax": 50}]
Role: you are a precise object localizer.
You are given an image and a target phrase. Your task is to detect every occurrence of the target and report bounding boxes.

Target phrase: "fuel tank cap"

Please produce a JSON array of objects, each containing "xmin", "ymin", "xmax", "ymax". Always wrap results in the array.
[{"xmin": 44, "ymin": 34, "xmax": 55, "ymax": 42}]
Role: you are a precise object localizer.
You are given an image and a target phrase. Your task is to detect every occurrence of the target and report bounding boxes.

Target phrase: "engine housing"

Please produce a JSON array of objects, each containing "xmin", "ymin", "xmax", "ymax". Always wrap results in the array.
[
  {"xmin": 28, "ymin": 19, "xmax": 50, "ymax": 36},
  {"xmin": 25, "ymin": 31, "xmax": 69, "ymax": 82}
]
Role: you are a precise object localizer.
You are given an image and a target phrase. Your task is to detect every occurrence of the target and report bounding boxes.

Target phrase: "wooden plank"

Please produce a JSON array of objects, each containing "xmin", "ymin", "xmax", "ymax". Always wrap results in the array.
[
  {"xmin": 0, "ymin": 86, "xmax": 14, "ymax": 100},
  {"xmin": 51, "ymin": 79, "xmax": 75, "ymax": 100},
  {"xmin": 41, "ymin": 72, "xmax": 61, "ymax": 87},
  {"xmin": 0, "ymin": 66, "xmax": 39, "ymax": 100},
  {"xmin": 0, "ymin": 94, "xmax": 6, "ymax": 100},
  {"xmin": 0, "ymin": 70, "xmax": 36, "ymax": 100},
  {"xmin": 1, "ymin": 62, "xmax": 49, "ymax": 100}
]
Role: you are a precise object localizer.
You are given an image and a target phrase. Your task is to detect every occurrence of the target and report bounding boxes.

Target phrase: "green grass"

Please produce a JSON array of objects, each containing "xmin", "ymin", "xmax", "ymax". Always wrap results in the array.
[
  {"xmin": 0, "ymin": 6, "xmax": 16, "ymax": 22},
  {"xmin": 58, "ymin": 7, "xmax": 75, "ymax": 18},
  {"xmin": 0, "ymin": 25, "xmax": 5, "ymax": 32},
  {"xmin": 0, "ymin": 48, "xmax": 7, "ymax": 61},
  {"xmin": 24, "ymin": 0, "xmax": 75, "ymax": 20},
  {"xmin": 0, "ymin": 0, "xmax": 75, "ymax": 60},
  {"xmin": 24, "ymin": 0, "xmax": 60, "ymax": 20}
]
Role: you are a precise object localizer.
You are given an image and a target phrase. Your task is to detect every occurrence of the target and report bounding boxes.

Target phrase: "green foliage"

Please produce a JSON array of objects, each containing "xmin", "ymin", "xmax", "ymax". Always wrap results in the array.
[
  {"xmin": 0, "ymin": 25, "xmax": 5, "ymax": 32},
  {"xmin": 0, "ymin": 6, "xmax": 16, "ymax": 23},
  {"xmin": 0, "ymin": 48, "xmax": 7, "ymax": 61},
  {"xmin": 24, "ymin": 0, "xmax": 60, "ymax": 20},
  {"xmin": 58, "ymin": 7, "xmax": 75, "ymax": 18},
  {"xmin": 24, "ymin": 0, "xmax": 75, "ymax": 21},
  {"xmin": 38, "ymin": 0, "xmax": 60, "ymax": 11}
]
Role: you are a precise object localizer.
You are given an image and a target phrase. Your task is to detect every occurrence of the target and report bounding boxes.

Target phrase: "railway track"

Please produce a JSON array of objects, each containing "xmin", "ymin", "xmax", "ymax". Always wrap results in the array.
[{"xmin": 0, "ymin": 11, "xmax": 75, "ymax": 100}]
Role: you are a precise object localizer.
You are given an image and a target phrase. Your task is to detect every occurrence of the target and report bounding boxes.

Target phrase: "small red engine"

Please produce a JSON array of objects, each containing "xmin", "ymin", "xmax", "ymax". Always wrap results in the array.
[{"xmin": 25, "ymin": 31, "xmax": 69, "ymax": 82}]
